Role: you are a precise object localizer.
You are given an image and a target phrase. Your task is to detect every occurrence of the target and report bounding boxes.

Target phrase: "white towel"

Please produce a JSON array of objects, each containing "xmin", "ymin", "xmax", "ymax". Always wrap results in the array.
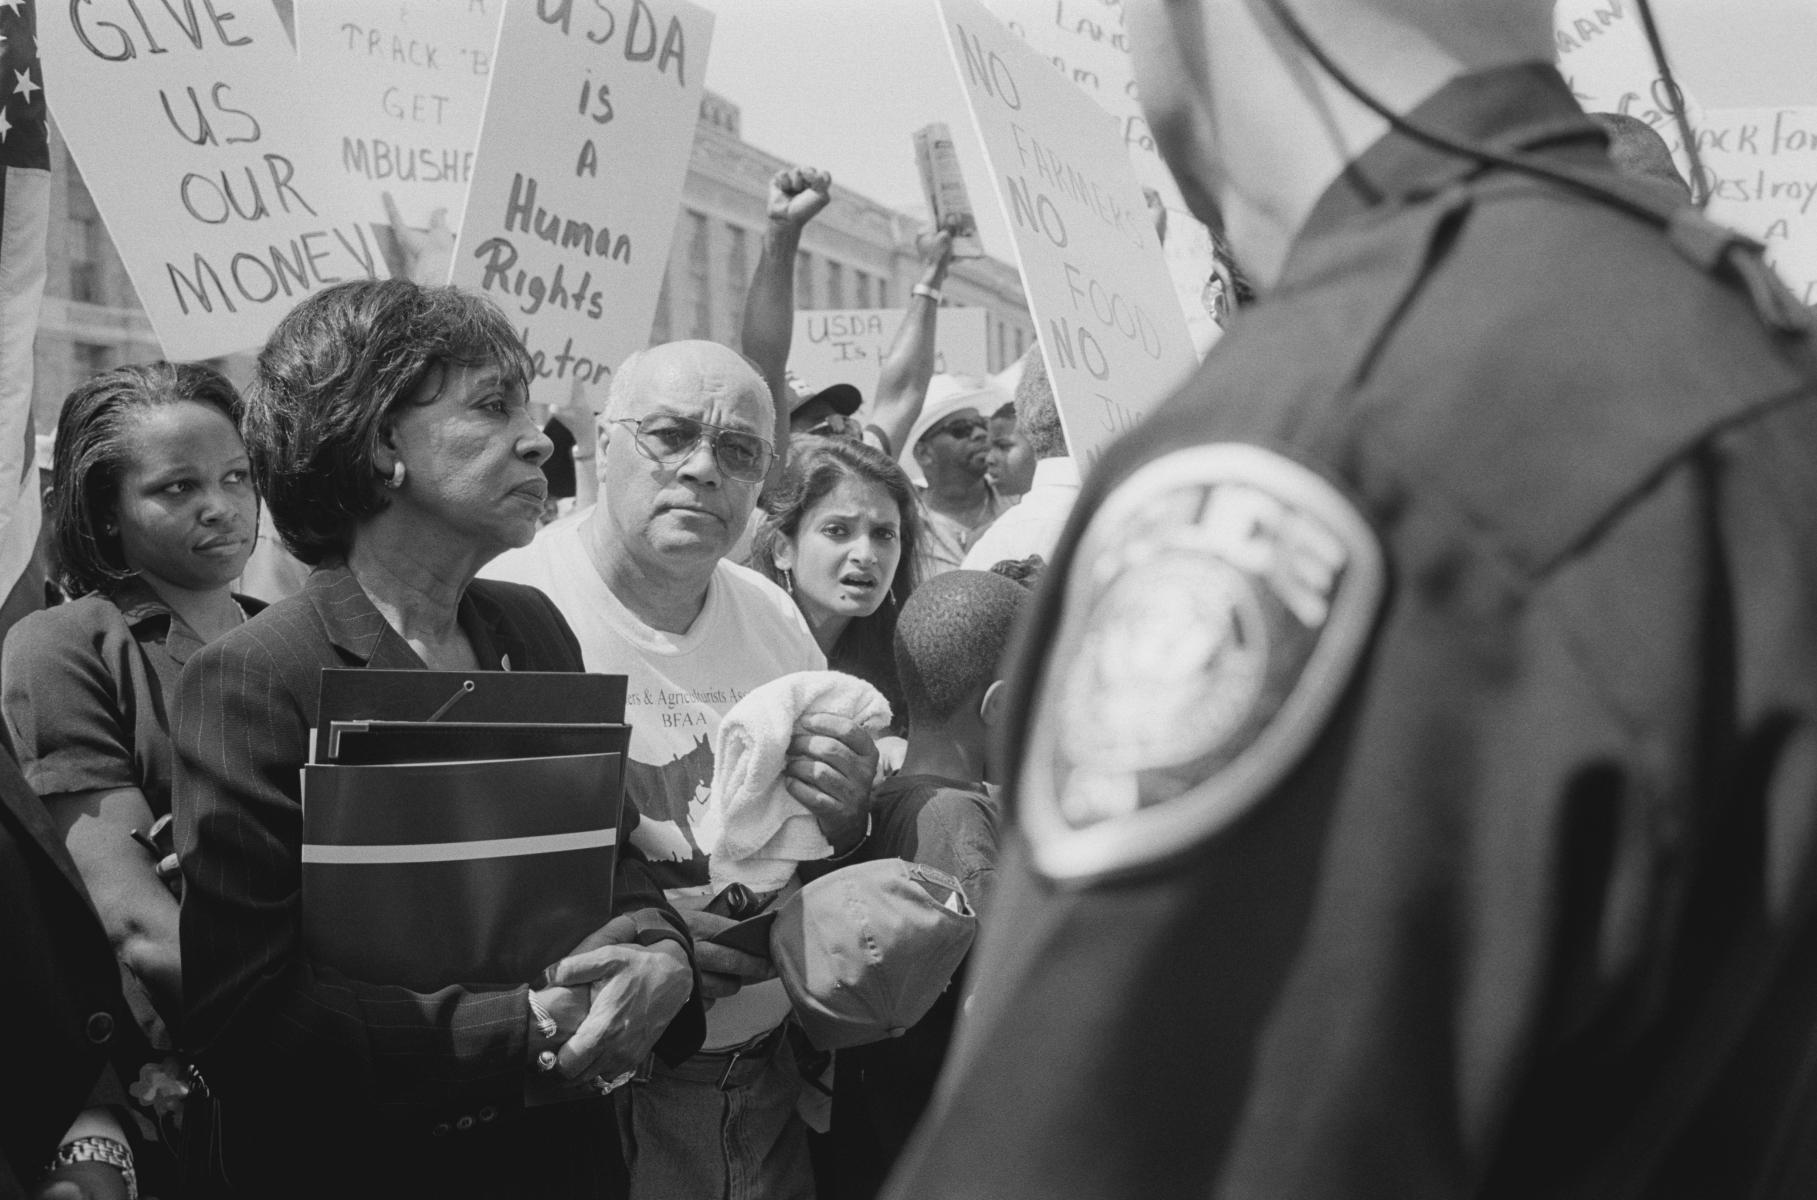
[{"xmin": 699, "ymin": 671, "xmax": 892, "ymax": 894}]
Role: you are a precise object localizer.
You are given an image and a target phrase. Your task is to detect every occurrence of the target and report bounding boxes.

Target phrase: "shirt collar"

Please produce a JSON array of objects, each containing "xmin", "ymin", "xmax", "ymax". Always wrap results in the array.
[
  {"xmin": 306, "ymin": 562, "xmax": 519, "ymax": 670},
  {"xmin": 106, "ymin": 575, "xmax": 265, "ymax": 665},
  {"xmin": 108, "ymin": 575, "xmax": 209, "ymax": 665},
  {"xmin": 109, "ymin": 574, "xmax": 172, "ymax": 626}
]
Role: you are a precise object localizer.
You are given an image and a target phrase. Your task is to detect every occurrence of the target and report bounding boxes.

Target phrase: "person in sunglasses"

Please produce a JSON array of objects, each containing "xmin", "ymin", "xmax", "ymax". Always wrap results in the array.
[
  {"xmin": 484, "ymin": 339, "xmax": 880, "ymax": 1200},
  {"xmin": 900, "ymin": 374, "xmax": 1014, "ymax": 578}
]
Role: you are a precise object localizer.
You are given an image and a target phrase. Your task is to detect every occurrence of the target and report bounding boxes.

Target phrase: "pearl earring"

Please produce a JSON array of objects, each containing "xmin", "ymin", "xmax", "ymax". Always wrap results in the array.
[{"xmin": 383, "ymin": 461, "xmax": 406, "ymax": 490}]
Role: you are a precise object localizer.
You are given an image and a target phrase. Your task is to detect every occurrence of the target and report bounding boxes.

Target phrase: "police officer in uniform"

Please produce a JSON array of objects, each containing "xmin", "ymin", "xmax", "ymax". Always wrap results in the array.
[{"xmin": 886, "ymin": 0, "xmax": 1817, "ymax": 1196}]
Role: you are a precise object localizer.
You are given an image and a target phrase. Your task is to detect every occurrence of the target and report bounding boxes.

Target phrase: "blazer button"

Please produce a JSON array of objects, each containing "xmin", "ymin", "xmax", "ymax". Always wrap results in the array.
[
  {"xmin": 85, "ymin": 1012, "xmax": 114, "ymax": 1045},
  {"xmin": 456, "ymin": 1115, "xmax": 476, "ymax": 1132},
  {"xmin": 431, "ymin": 1122, "xmax": 452, "ymax": 1138},
  {"xmin": 478, "ymin": 1106, "xmax": 499, "ymax": 1123}
]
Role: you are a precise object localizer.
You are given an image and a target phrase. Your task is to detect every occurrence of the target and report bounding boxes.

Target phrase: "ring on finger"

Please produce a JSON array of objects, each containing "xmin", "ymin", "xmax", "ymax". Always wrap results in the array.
[{"xmin": 590, "ymin": 1069, "xmax": 636, "ymax": 1096}]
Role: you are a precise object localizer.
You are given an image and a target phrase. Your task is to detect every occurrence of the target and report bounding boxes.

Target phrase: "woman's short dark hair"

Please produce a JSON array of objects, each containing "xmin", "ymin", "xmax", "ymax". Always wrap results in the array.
[
  {"xmin": 751, "ymin": 436, "xmax": 924, "ymax": 716},
  {"xmin": 243, "ymin": 279, "xmax": 533, "ymax": 565},
  {"xmin": 49, "ymin": 361, "xmax": 244, "ymax": 599}
]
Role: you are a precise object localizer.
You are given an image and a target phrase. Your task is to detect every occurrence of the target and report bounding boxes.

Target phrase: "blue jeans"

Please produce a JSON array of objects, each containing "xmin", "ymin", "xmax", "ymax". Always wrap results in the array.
[{"xmin": 616, "ymin": 1026, "xmax": 814, "ymax": 1200}]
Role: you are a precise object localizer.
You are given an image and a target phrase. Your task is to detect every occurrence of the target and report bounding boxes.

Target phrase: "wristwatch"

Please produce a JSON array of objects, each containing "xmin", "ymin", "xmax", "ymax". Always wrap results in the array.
[{"xmin": 46, "ymin": 1137, "xmax": 138, "ymax": 1200}]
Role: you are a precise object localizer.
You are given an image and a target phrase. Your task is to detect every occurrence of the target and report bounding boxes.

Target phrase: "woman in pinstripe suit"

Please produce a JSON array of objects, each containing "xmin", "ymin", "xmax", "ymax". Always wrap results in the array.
[{"xmin": 170, "ymin": 280, "xmax": 703, "ymax": 1199}]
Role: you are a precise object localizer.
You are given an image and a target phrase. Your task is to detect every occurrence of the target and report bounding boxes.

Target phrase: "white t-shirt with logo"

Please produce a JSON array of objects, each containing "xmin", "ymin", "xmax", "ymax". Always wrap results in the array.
[{"xmin": 483, "ymin": 516, "xmax": 825, "ymax": 1047}]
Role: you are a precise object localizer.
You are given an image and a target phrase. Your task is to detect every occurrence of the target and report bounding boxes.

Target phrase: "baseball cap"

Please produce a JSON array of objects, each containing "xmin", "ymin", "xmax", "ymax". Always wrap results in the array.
[
  {"xmin": 785, "ymin": 371, "xmax": 863, "ymax": 417},
  {"xmin": 770, "ymin": 857, "xmax": 978, "ymax": 1051}
]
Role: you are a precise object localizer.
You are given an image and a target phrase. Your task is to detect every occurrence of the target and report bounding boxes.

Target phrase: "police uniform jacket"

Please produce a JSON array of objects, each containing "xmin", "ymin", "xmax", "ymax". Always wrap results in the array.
[{"xmin": 889, "ymin": 63, "xmax": 1817, "ymax": 1200}]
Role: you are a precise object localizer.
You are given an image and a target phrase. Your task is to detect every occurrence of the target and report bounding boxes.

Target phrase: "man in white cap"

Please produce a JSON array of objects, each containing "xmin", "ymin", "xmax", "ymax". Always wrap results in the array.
[{"xmin": 901, "ymin": 373, "xmax": 1012, "ymax": 577}]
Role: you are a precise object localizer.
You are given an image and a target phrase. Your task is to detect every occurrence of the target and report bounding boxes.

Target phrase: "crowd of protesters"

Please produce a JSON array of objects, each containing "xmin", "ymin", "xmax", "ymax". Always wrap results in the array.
[
  {"xmin": 13, "ymin": 0, "xmax": 1817, "ymax": 1193},
  {"xmin": 1, "ymin": 144, "xmax": 1066, "ymax": 1198}
]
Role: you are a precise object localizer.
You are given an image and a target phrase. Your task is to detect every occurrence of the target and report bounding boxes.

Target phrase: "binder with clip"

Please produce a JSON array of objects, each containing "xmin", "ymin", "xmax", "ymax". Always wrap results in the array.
[{"xmin": 301, "ymin": 669, "xmax": 632, "ymax": 995}]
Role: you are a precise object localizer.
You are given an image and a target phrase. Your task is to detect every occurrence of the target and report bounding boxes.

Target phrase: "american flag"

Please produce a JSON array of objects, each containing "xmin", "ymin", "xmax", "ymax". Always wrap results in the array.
[{"xmin": 0, "ymin": 0, "xmax": 45, "ymax": 635}]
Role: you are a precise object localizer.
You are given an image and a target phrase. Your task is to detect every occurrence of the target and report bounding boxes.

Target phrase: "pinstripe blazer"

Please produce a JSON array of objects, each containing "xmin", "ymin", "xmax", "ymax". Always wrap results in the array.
[{"xmin": 172, "ymin": 564, "xmax": 700, "ymax": 1198}]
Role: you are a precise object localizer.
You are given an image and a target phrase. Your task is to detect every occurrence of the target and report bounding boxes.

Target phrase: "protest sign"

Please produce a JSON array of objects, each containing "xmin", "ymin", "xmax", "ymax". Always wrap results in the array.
[
  {"xmin": 790, "ymin": 307, "xmax": 989, "ymax": 404},
  {"xmin": 984, "ymin": 0, "xmax": 1220, "ymax": 356},
  {"xmin": 40, "ymin": 0, "xmax": 379, "ymax": 360},
  {"xmin": 1697, "ymin": 107, "xmax": 1817, "ymax": 307},
  {"xmin": 983, "ymin": 0, "xmax": 1163, "ymax": 199},
  {"xmin": 938, "ymin": 0, "xmax": 1196, "ymax": 475},
  {"xmin": 1554, "ymin": 0, "xmax": 1674, "ymax": 113},
  {"xmin": 449, "ymin": 0, "xmax": 712, "ymax": 404},
  {"xmin": 295, "ymin": 0, "xmax": 500, "ymax": 232}
]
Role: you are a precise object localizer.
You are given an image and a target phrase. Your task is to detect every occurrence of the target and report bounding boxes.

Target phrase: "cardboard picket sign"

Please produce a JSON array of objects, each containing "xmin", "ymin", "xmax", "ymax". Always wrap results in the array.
[
  {"xmin": 983, "ymin": 0, "xmax": 1220, "ymax": 356},
  {"xmin": 790, "ymin": 307, "xmax": 989, "ymax": 406},
  {"xmin": 449, "ymin": 0, "xmax": 713, "ymax": 407},
  {"xmin": 1552, "ymin": 3, "xmax": 1817, "ymax": 307},
  {"xmin": 294, "ymin": 0, "xmax": 501, "ymax": 235},
  {"xmin": 937, "ymin": 0, "xmax": 1196, "ymax": 476},
  {"xmin": 1554, "ymin": 0, "xmax": 1681, "ymax": 115},
  {"xmin": 1697, "ymin": 106, "xmax": 1817, "ymax": 309},
  {"xmin": 40, "ymin": 0, "xmax": 380, "ymax": 360}
]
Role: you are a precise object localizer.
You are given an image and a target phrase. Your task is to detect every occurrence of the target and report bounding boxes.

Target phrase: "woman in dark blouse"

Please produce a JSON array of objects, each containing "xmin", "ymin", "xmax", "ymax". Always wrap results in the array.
[
  {"xmin": 2, "ymin": 362, "xmax": 262, "ymax": 1044},
  {"xmin": 2, "ymin": 362, "xmax": 260, "ymax": 1196}
]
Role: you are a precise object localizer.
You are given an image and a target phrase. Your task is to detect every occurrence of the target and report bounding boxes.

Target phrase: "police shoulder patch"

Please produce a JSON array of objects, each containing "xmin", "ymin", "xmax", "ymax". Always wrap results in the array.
[{"xmin": 1021, "ymin": 443, "xmax": 1384, "ymax": 882}]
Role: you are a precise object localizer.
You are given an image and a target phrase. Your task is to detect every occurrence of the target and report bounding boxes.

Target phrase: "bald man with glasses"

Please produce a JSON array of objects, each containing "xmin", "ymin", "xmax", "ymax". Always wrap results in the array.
[{"xmin": 484, "ymin": 340, "xmax": 879, "ymax": 1200}]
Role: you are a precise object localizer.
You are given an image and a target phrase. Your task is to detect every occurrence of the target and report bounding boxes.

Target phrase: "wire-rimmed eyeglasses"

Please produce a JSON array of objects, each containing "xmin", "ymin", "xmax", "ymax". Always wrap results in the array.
[{"xmin": 609, "ymin": 415, "xmax": 774, "ymax": 482}]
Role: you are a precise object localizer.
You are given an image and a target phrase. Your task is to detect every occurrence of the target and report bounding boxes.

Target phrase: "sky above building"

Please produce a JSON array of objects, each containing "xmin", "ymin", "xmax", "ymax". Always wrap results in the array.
[{"xmin": 700, "ymin": 0, "xmax": 1014, "ymax": 253}]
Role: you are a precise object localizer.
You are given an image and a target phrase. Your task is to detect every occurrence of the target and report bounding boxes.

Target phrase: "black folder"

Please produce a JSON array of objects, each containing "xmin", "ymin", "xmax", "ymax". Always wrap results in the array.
[
  {"xmin": 311, "ymin": 668, "xmax": 628, "ymax": 765},
  {"xmin": 302, "ymin": 669, "xmax": 633, "ymax": 991},
  {"xmin": 301, "ymin": 751, "xmax": 623, "ymax": 992},
  {"xmin": 302, "ymin": 668, "xmax": 640, "ymax": 1105},
  {"xmin": 325, "ymin": 720, "xmax": 629, "ymax": 766}
]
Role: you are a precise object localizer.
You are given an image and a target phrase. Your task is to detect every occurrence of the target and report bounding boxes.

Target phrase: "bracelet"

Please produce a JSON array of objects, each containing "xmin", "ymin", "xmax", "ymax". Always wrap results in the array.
[
  {"xmin": 911, "ymin": 284, "xmax": 942, "ymax": 303},
  {"xmin": 46, "ymin": 1137, "xmax": 137, "ymax": 1200},
  {"xmin": 528, "ymin": 991, "xmax": 560, "ymax": 1041}
]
